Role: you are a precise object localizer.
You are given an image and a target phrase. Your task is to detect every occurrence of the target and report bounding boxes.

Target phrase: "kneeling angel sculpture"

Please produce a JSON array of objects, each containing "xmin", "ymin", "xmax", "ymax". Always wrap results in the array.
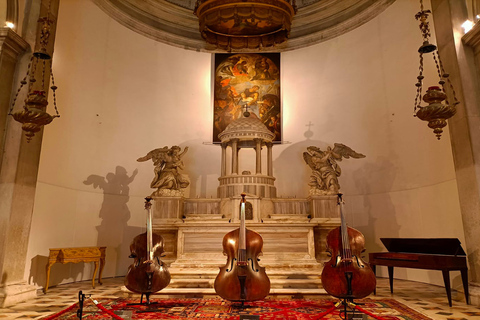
[
  {"xmin": 137, "ymin": 146, "xmax": 190, "ymax": 197},
  {"xmin": 303, "ymin": 143, "xmax": 365, "ymax": 195}
]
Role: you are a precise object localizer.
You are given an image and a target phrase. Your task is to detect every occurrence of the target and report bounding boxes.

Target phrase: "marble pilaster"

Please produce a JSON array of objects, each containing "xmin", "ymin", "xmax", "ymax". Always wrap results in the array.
[
  {"xmin": 0, "ymin": 0, "xmax": 60, "ymax": 307},
  {"xmin": 0, "ymin": 28, "xmax": 29, "ymax": 163},
  {"xmin": 432, "ymin": 0, "xmax": 480, "ymax": 304}
]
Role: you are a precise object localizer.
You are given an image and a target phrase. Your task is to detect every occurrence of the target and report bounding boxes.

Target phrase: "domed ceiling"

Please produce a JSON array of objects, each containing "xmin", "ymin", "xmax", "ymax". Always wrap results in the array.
[{"xmin": 92, "ymin": 0, "xmax": 396, "ymax": 52}]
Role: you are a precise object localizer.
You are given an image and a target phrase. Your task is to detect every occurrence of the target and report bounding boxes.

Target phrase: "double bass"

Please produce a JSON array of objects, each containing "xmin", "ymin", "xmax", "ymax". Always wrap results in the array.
[
  {"xmin": 321, "ymin": 194, "xmax": 376, "ymax": 300},
  {"xmin": 124, "ymin": 197, "xmax": 171, "ymax": 304},
  {"xmin": 214, "ymin": 193, "xmax": 270, "ymax": 302}
]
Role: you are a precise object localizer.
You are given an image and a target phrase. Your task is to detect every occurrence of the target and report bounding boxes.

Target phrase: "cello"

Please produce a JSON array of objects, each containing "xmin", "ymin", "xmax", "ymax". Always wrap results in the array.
[
  {"xmin": 124, "ymin": 197, "xmax": 171, "ymax": 304},
  {"xmin": 321, "ymin": 194, "xmax": 376, "ymax": 300},
  {"xmin": 214, "ymin": 193, "xmax": 270, "ymax": 302}
]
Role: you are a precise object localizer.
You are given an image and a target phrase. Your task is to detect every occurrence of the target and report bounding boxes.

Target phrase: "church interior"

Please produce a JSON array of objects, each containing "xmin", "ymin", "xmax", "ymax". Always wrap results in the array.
[{"xmin": 1, "ymin": 0, "xmax": 480, "ymax": 319}]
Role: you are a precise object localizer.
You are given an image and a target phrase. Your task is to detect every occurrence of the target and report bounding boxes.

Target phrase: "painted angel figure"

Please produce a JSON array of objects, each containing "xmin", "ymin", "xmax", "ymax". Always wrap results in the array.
[
  {"xmin": 303, "ymin": 143, "xmax": 365, "ymax": 195},
  {"xmin": 137, "ymin": 146, "xmax": 190, "ymax": 197}
]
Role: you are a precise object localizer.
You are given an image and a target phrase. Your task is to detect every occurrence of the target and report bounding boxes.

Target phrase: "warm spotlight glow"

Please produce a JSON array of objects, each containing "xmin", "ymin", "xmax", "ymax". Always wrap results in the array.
[
  {"xmin": 6, "ymin": 21, "xmax": 14, "ymax": 29},
  {"xmin": 462, "ymin": 20, "xmax": 474, "ymax": 34}
]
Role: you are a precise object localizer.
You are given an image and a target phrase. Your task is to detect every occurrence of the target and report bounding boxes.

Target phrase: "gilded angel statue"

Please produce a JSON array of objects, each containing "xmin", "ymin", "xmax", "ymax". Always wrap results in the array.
[
  {"xmin": 303, "ymin": 143, "xmax": 365, "ymax": 195},
  {"xmin": 137, "ymin": 146, "xmax": 190, "ymax": 197}
]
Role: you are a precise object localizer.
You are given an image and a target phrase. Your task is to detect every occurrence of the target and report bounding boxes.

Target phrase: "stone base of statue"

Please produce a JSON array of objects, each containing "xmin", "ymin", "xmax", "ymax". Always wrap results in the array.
[
  {"xmin": 151, "ymin": 188, "xmax": 185, "ymax": 198},
  {"xmin": 308, "ymin": 187, "xmax": 338, "ymax": 196},
  {"xmin": 308, "ymin": 195, "xmax": 339, "ymax": 221},
  {"xmin": 152, "ymin": 197, "xmax": 184, "ymax": 220}
]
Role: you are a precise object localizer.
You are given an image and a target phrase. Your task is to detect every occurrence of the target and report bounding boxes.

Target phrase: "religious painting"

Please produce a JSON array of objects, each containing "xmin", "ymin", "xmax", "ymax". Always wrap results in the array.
[{"xmin": 213, "ymin": 53, "xmax": 281, "ymax": 143}]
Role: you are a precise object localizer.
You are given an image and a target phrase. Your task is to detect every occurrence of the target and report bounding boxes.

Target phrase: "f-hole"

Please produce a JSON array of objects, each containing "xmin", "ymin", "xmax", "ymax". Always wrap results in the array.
[{"xmin": 239, "ymin": 201, "xmax": 253, "ymax": 220}]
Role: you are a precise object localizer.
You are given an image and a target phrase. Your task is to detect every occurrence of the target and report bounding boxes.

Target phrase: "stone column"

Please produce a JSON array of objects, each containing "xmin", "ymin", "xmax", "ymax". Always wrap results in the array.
[
  {"xmin": 0, "ymin": 28, "xmax": 29, "ymax": 169},
  {"xmin": 254, "ymin": 138, "xmax": 262, "ymax": 174},
  {"xmin": 231, "ymin": 139, "xmax": 239, "ymax": 175},
  {"xmin": 220, "ymin": 142, "xmax": 227, "ymax": 177},
  {"xmin": 0, "ymin": 0, "xmax": 60, "ymax": 307},
  {"xmin": 432, "ymin": 0, "xmax": 480, "ymax": 305},
  {"xmin": 266, "ymin": 142, "xmax": 273, "ymax": 177}
]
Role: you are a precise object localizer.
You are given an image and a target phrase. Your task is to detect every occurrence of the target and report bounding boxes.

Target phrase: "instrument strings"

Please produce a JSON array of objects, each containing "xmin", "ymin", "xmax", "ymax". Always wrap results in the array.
[
  {"xmin": 340, "ymin": 199, "xmax": 352, "ymax": 263},
  {"xmin": 239, "ymin": 201, "xmax": 247, "ymax": 262}
]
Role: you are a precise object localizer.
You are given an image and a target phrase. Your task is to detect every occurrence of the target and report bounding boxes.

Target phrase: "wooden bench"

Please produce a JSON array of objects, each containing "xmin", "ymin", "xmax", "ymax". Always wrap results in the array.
[{"xmin": 44, "ymin": 246, "xmax": 106, "ymax": 293}]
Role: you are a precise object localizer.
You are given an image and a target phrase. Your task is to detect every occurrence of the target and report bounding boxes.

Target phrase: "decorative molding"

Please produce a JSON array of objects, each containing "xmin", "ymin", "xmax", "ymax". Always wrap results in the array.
[
  {"xmin": 0, "ymin": 28, "xmax": 30, "ymax": 60},
  {"xmin": 463, "ymin": 22, "xmax": 480, "ymax": 51},
  {"xmin": 165, "ymin": 0, "xmax": 323, "ymax": 10},
  {"xmin": 0, "ymin": 282, "xmax": 37, "ymax": 308},
  {"xmin": 92, "ymin": 0, "xmax": 396, "ymax": 52}
]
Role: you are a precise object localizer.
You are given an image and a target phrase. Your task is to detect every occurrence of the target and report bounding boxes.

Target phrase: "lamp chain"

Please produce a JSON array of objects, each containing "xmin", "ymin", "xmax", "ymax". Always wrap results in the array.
[
  {"xmin": 432, "ymin": 51, "xmax": 449, "ymax": 104},
  {"xmin": 46, "ymin": 0, "xmax": 59, "ymax": 117},
  {"xmin": 414, "ymin": 53, "xmax": 425, "ymax": 116},
  {"xmin": 50, "ymin": 65, "xmax": 60, "ymax": 116},
  {"xmin": 435, "ymin": 51, "xmax": 460, "ymax": 106},
  {"xmin": 41, "ymin": 59, "xmax": 46, "ymax": 89},
  {"xmin": 8, "ymin": 56, "xmax": 33, "ymax": 115}
]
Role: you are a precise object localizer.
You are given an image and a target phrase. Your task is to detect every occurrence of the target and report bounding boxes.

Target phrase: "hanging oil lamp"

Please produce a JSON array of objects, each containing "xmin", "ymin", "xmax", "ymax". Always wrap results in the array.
[
  {"xmin": 9, "ymin": 7, "xmax": 60, "ymax": 142},
  {"xmin": 413, "ymin": 0, "xmax": 458, "ymax": 140}
]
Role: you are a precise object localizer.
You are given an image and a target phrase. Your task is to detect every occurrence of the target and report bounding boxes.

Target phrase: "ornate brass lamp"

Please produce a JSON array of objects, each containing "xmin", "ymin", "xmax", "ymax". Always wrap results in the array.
[
  {"xmin": 194, "ymin": 0, "xmax": 297, "ymax": 51},
  {"xmin": 413, "ymin": 0, "xmax": 458, "ymax": 140},
  {"xmin": 9, "ymin": 8, "xmax": 60, "ymax": 142}
]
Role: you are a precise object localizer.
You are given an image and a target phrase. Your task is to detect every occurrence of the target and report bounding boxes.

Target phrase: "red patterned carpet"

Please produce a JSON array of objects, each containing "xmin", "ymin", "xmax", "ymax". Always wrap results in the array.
[{"xmin": 42, "ymin": 298, "xmax": 433, "ymax": 320}]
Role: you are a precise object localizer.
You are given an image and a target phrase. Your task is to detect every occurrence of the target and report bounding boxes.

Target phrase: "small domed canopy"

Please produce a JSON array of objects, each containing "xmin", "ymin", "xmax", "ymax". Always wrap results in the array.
[
  {"xmin": 218, "ymin": 115, "xmax": 275, "ymax": 147},
  {"xmin": 217, "ymin": 115, "xmax": 277, "ymax": 198}
]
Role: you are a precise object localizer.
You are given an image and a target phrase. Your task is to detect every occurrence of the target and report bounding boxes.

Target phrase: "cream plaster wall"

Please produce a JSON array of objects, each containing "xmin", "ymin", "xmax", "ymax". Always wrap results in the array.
[{"xmin": 24, "ymin": 0, "xmax": 466, "ymax": 291}]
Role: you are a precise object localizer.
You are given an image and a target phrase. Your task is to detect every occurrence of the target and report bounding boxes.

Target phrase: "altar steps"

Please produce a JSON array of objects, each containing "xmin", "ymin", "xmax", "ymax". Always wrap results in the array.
[
  {"xmin": 122, "ymin": 266, "xmax": 328, "ymax": 297},
  {"xmin": 154, "ymin": 287, "xmax": 327, "ymax": 296},
  {"xmin": 167, "ymin": 278, "xmax": 324, "ymax": 289},
  {"xmin": 138, "ymin": 266, "xmax": 328, "ymax": 297}
]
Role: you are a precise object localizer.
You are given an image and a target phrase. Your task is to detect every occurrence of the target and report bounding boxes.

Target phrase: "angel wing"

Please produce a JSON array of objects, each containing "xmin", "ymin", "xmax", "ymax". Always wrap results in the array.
[
  {"xmin": 331, "ymin": 143, "xmax": 365, "ymax": 160},
  {"xmin": 137, "ymin": 146, "xmax": 170, "ymax": 166},
  {"xmin": 83, "ymin": 174, "xmax": 106, "ymax": 189}
]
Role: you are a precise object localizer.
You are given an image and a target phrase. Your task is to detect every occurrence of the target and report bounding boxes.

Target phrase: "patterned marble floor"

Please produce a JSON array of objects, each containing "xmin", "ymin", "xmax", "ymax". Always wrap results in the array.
[{"xmin": 0, "ymin": 277, "xmax": 478, "ymax": 319}]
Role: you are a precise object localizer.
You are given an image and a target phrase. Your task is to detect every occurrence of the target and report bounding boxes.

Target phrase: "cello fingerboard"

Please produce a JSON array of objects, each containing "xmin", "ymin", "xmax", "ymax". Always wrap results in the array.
[
  {"xmin": 238, "ymin": 249, "xmax": 247, "ymax": 266},
  {"xmin": 239, "ymin": 202, "xmax": 247, "ymax": 251}
]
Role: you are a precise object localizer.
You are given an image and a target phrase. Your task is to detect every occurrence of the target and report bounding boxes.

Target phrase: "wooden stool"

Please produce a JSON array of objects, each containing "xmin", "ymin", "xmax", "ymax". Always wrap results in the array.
[{"xmin": 44, "ymin": 246, "xmax": 106, "ymax": 293}]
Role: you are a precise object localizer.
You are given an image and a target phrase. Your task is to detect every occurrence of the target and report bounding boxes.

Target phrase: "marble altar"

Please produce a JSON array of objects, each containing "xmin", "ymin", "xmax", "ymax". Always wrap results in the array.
[{"xmin": 145, "ymin": 114, "xmax": 341, "ymax": 293}]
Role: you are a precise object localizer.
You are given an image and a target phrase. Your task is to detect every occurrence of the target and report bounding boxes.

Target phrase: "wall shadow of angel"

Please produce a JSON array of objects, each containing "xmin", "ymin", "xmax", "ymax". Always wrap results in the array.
[{"xmin": 84, "ymin": 166, "xmax": 137, "ymax": 276}]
